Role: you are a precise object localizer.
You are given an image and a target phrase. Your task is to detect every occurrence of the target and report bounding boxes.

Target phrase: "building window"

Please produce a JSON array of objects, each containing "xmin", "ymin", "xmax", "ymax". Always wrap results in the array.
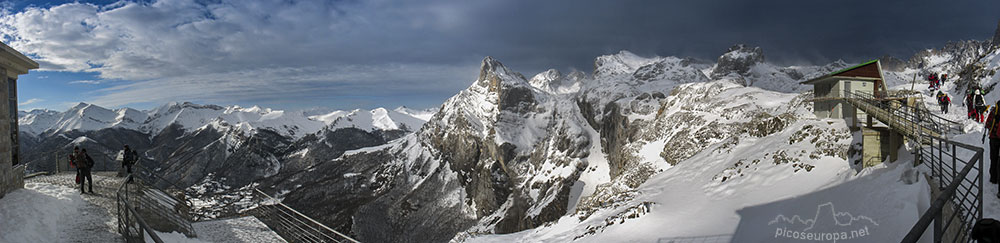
[{"xmin": 8, "ymin": 77, "xmax": 17, "ymax": 166}]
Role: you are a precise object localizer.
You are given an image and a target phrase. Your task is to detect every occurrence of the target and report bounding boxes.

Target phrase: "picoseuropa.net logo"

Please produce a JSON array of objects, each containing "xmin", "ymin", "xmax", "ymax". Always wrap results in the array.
[{"xmin": 768, "ymin": 202, "xmax": 878, "ymax": 242}]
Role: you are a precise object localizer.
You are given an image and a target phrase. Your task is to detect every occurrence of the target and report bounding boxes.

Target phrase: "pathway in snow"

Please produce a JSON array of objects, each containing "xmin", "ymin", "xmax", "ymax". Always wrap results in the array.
[
  {"xmin": 0, "ymin": 172, "xmax": 124, "ymax": 242},
  {"xmin": 910, "ymin": 84, "xmax": 1000, "ymax": 228}
]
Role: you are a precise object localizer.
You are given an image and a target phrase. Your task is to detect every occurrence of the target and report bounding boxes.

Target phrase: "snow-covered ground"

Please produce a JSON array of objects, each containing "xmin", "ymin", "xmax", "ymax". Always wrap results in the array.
[
  {"xmin": 467, "ymin": 133, "xmax": 930, "ymax": 243},
  {"xmin": 0, "ymin": 182, "xmax": 118, "ymax": 243}
]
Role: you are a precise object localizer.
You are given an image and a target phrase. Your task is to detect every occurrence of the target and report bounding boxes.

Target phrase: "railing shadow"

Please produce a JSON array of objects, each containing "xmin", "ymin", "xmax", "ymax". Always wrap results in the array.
[
  {"xmin": 731, "ymin": 161, "xmax": 923, "ymax": 243},
  {"xmin": 656, "ymin": 234, "xmax": 732, "ymax": 243}
]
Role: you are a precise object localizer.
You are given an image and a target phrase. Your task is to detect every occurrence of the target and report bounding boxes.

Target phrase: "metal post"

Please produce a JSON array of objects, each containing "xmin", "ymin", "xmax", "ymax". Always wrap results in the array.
[
  {"xmin": 934, "ymin": 211, "xmax": 943, "ymax": 242},
  {"xmin": 951, "ymin": 144, "xmax": 964, "ymax": 180},
  {"xmin": 979, "ymin": 153, "xmax": 985, "ymax": 220},
  {"xmin": 952, "ymin": 143, "xmax": 957, "ymax": 183}
]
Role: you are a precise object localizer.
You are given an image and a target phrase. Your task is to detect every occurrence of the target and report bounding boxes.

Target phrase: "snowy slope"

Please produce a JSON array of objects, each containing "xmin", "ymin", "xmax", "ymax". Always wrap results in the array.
[
  {"xmin": 309, "ymin": 107, "xmax": 429, "ymax": 132},
  {"xmin": 462, "ymin": 80, "xmax": 928, "ymax": 242},
  {"xmin": 394, "ymin": 106, "xmax": 437, "ymax": 121},
  {"xmin": 17, "ymin": 109, "xmax": 60, "ymax": 135}
]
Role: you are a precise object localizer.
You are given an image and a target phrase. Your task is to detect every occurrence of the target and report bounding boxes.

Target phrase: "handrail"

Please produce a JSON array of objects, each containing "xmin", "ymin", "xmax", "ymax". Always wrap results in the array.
[
  {"xmin": 118, "ymin": 161, "xmax": 359, "ymax": 242},
  {"xmin": 251, "ymin": 189, "xmax": 360, "ymax": 243},
  {"xmin": 116, "ymin": 174, "xmax": 166, "ymax": 243},
  {"xmin": 901, "ymin": 144, "xmax": 982, "ymax": 242}
]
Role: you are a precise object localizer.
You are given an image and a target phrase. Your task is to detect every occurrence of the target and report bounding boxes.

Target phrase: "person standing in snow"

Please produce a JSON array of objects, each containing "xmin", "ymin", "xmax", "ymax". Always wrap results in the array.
[
  {"xmin": 975, "ymin": 89, "xmax": 988, "ymax": 123},
  {"xmin": 122, "ymin": 145, "xmax": 137, "ymax": 182},
  {"xmin": 968, "ymin": 90, "xmax": 977, "ymax": 119},
  {"xmin": 937, "ymin": 91, "xmax": 951, "ymax": 114},
  {"xmin": 928, "ymin": 73, "xmax": 938, "ymax": 90},
  {"xmin": 77, "ymin": 148, "xmax": 95, "ymax": 194},
  {"xmin": 941, "ymin": 73, "xmax": 948, "ymax": 85},
  {"xmin": 985, "ymin": 101, "xmax": 1000, "ymax": 191}
]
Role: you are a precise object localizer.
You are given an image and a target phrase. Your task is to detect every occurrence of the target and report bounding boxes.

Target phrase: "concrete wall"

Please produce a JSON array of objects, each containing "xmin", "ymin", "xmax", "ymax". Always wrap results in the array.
[
  {"xmin": 862, "ymin": 127, "xmax": 904, "ymax": 168},
  {"xmin": 812, "ymin": 79, "xmax": 878, "ymax": 127},
  {"xmin": 812, "ymin": 81, "xmax": 844, "ymax": 119}
]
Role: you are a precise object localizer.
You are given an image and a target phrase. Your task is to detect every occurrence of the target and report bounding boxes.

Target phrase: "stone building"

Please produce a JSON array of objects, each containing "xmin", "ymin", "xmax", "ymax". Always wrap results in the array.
[{"xmin": 0, "ymin": 42, "xmax": 39, "ymax": 199}]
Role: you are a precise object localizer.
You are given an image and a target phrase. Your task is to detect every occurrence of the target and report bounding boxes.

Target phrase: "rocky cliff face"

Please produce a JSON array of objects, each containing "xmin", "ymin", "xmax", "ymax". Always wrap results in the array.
[
  {"xmin": 710, "ymin": 44, "xmax": 765, "ymax": 84},
  {"xmin": 992, "ymin": 20, "xmax": 1000, "ymax": 48},
  {"xmin": 260, "ymin": 47, "xmax": 854, "ymax": 242}
]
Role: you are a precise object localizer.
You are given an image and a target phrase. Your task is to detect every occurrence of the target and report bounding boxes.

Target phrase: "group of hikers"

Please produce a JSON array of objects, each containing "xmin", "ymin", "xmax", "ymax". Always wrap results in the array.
[
  {"xmin": 931, "ymin": 78, "xmax": 988, "ymax": 123},
  {"xmin": 965, "ymin": 87, "xmax": 988, "ymax": 123},
  {"xmin": 69, "ymin": 145, "xmax": 139, "ymax": 194},
  {"xmin": 928, "ymin": 73, "xmax": 948, "ymax": 91}
]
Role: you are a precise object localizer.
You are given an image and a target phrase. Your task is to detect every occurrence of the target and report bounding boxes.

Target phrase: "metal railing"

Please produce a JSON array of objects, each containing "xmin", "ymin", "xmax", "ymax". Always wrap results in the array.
[
  {"xmin": 116, "ymin": 174, "xmax": 165, "ymax": 243},
  {"xmin": 835, "ymin": 90, "xmax": 983, "ymax": 242},
  {"xmin": 248, "ymin": 189, "xmax": 360, "ymax": 243},
  {"xmin": 130, "ymin": 164, "xmax": 197, "ymax": 236},
  {"xmin": 114, "ymin": 163, "xmax": 199, "ymax": 242},
  {"xmin": 902, "ymin": 136, "xmax": 984, "ymax": 243},
  {"xmin": 113, "ymin": 161, "xmax": 359, "ymax": 242}
]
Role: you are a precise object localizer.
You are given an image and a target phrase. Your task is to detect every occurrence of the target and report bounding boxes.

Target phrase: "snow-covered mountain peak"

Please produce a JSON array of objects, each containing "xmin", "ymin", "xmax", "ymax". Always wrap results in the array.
[
  {"xmin": 475, "ymin": 56, "xmax": 530, "ymax": 93},
  {"xmin": 529, "ymin": 69, "xmax": 562, "ymax": 89},
  {"xmin": 307, "ymin": 107, "xmax": 427, "ymax": 132},
  {"xmin": 527, "ymin": 69, "xmax": 583, "ymax": 94},
  {"xmin": 593, "ymin": 50, "xmax": 659, "ymax": 76},
  {"xmin": 19, "ymin": 102, "xmax": 431, "ymax": 139},
  {"xmin": 17, "ymin": 109, "xmax": 60, "ymax": 135},
  {"xmin": 710, "ymin": 44, "xmax": 765, "ymax": 80}
]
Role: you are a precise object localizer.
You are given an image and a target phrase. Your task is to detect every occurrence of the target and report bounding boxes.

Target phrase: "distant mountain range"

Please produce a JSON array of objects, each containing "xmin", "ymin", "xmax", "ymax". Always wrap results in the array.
[
  {"xmin": 16, "ymin": 101, "xmax": 435, "ymax": 189},
  {"xmin": 19, "ymin": 102, "xmax": 435, "ymax": 138}
]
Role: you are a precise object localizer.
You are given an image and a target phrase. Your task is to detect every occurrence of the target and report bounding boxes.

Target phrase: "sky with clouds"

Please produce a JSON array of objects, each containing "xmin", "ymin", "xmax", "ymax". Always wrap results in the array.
[{"xmin": 1, "ymin": 0, "xmax": 999, "ymax": 111}]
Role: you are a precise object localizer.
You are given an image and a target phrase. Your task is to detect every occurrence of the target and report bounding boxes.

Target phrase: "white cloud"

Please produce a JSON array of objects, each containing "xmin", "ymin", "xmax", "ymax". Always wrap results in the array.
[
  {"xmin": 18, "ymin": 98, "xmax": 43, "ymax": 106},
  {"xmin": 0, "ymin": 0, "xmax": 489, "ymax": 108},
  {"xmin": 69, "ymin": 80, "xmax": 101, "ymax": 84},
  {"xmin": 86, "ymin": 63, "xmax": 477, "ymax": 108}
]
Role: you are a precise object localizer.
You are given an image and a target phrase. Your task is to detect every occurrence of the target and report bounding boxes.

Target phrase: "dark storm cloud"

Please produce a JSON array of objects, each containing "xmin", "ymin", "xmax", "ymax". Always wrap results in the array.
[
  {"xmin": 2, "ymin": 0, "xmax": 999, "ymax": 109},
  {"xmin": 447, "ymin": 0, "xmax": 1000, "ymax": 74}
]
